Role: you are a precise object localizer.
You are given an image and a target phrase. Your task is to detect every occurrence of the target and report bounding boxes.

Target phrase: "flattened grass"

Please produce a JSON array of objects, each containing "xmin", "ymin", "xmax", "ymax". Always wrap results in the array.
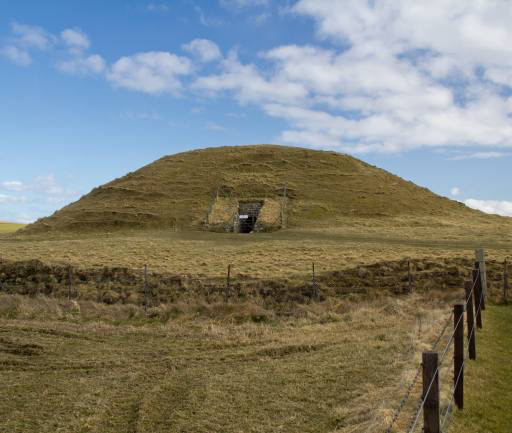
[
  {"xmin": 448, "ymin": 304, "xmax": 512, "ymax": 433},
  {"xmin": 0, "ymin": 294, "xmax": 454, "ymax": 433}
]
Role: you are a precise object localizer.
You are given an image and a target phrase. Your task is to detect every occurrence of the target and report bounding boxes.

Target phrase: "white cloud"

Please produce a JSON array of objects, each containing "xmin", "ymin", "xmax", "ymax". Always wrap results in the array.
[
  {"xmin": 450, "ymin": 151, "xmax": 509, "ymax": 160},
  {"xmin": 146, "ymin": 3, "xmax": 170, "ymax": 12},
  {"xmin": 193, "ymin": 52, "xmax": 308, "ymax": 105},
  {"xmin": 11, "ymin": 22, "xmax": 53, "ymax": 50},
  {"xmin": 0, "ymin": 45, "xmax": 32, "ymax": 66},
  {"xmin": 194, "ymin": 6, "xmax": 224, "ymax": 26},
  {"xmin": 57, "ymin": 54, "xmax": 105, "ymax": 75},
  {"xmin": 60, "ymin": 28, "xmax": 90, "ymax": 50},
  {"xmin": 450, "ymin": 187, "xmax": 460, "ymax": 196},
  {"xmin": 1, "ymin": 180, "xmax": 25, "ymax": 191},
  {"xmin": 220, "ymin": 0, "xmax": 269, "ymax": 9},
  {"xmin": 206, "ymin": 121, "xmax": 226, "ymax": 131},
  {"xmin": 0, "ymin": 175, "xmax": 80, "ymax": 224},
  {"xmin": 1, "ymin": 22, "xmax": 53, "ymax": 66},
  {"xmin": 182, "ymin": 39, "xmax": 221, "ymax": 62},
  {"xmin": 250, "ymin": 12, "xmax": 270, "ymax": 25},
  {"xmin": 107, "ymin": 51, "xmax": 192, "ymax": 94},
  {"xmin": 0, "ymin": 193, "xmax": 26, "ymax": 204},
  {"xmin": 465, "ymin": 199, "xmax": 512, "ymax": 217},
  {"xmin": 192, "ymin": 1, "xmax": 512, "ymax": 153},
  {"xmin": 34, "ymin": 175, "xmax": 66, "ymax": 195}
]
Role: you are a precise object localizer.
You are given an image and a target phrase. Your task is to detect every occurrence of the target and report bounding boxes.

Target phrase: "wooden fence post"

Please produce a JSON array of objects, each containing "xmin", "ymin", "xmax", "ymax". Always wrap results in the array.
[
  {"xmin": 407, "ymin": 259, "xmax": 413, "ymax": 293},
  {"xmin": 225, "ymin": 264, "xmax": 231, "ymax": 303},
  {"xmin": 465, "ymin": 281, "xmax": 476, "ymax": 360},
  {"xmin": 67, "ymin": 267, "xmax": 72, "ymax": 300},
  {"xmin": 475, "ymin": 249, "xmax": 487, "ymax": 301},
  {"xmin": 454, "ymin": 303, "xmax": 464, "ymax": 410},
  {"xmin": 504, "ymin": 259, "xmax": 509, "ymax": 304},
  {"xmin": 475, "ymin": 261, "xmax": 486, "ymax": 311},
  {"xmin": 472, "ymin": 268, "xmax": 483, "ymax": 329},
  {"xmin": 423, "ymin": 351, "xmax": 440, "ymax": 433}
]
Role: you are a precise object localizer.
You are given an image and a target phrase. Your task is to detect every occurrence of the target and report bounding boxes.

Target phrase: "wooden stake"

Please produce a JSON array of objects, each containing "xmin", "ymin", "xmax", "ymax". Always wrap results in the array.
[
  {"xmin": 225, "ymin": 264, "xmax": 231, "ymax": 303},
  {"xmin": 407, "ymin": 259, "xmax": 413, "ymax": 293},
  {"xmin": 281, "ymin": 183, "xmax": 287, "ymax": 229},
  {"xmin": 475, "ymin": 261, "xmax": 486, "ymax": 311},
  {"xmin": 475, "ymin": 249, "xmax": 487, "ymax": 300},
  {"xmin": 312, "ymin": 262, "xmax": 317, "ymax": 300},
  {"xmin": 422, "ymin": 351, "xmax": 440, "ymax": 433},
  {"xmin": 67, "ymin": 267, "xmax": 72, "ymax": 300},
  {"xmin": 465, "ymin": 281, "xmax": 476, "ymax": 361},
  {"xmin": 472, "ymin": 268, "xmax": 483, "ymax": 329},
  {"xmin": 454, "ymin": 303, "xmax": 464, "ymax": 410}
]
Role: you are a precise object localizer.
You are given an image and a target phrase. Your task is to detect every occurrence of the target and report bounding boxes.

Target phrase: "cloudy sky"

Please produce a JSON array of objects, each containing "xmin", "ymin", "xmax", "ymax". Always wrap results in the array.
[{"xmin": 1, "ymin": 0, "xmax": 512, "ymax": 223}]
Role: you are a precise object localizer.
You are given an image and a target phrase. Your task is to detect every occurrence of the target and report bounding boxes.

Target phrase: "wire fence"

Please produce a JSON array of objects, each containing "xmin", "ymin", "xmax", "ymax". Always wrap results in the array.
[
  {"xmin": 383, "ymin": 260, "xmax": 492, "ymax": 433},
  {"xmin": 0, "ymin": 246, "xmax": 507, "ymax": 431}
]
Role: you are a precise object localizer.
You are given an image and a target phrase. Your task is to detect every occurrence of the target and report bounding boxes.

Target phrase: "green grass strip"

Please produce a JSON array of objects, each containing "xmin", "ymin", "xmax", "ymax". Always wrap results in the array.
[{"xmin": 448, "ymin": 304, "xmax": 512, "ymax": 433}]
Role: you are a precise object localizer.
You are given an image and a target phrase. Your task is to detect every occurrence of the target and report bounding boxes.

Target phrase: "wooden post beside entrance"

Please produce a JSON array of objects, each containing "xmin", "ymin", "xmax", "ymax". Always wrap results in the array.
[
  {"xmin": 454, "ymin": 303, "xmax": 464, "ymax": 410},
  {"xmin": 422, "ymin": 351, "xmax": 440, "ymax": 433},
  {"xmin": 465, "ymin": 281, "xmax": 476, "ymax": 360}
]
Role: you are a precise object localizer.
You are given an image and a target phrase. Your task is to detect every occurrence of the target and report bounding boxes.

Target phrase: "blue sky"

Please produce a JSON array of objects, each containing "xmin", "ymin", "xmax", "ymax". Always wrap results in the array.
[{"xmin": 1, "ymin": 0, "xmax": 512, "ymax": 223}]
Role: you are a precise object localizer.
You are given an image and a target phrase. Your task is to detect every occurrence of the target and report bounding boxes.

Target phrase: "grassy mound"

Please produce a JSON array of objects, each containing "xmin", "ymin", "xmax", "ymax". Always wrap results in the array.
[{"xmin": 20, "ymin": 145, "xmax": 492, "ymax": 234}]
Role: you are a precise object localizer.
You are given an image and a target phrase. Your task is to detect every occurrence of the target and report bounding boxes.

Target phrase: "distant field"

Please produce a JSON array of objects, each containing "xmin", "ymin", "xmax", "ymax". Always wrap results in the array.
[
  {"xmin": 1, "ymin": 216, "xmax": 510, "ymax": 278},
  {"xmin": 0, "ymin": 222, "xmax": 25, "ymax": 233}
]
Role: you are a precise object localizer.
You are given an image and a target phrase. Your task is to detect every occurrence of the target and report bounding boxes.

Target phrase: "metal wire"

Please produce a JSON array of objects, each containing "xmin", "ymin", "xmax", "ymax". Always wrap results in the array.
[
  {"xmin": 407, "ymin": 268, "xmax": 484, "ymax": 433},
  {"xmin": 440, "ymin": 284, "xmax": 485, "ymax": 432},
  {"xmin": 384, "ymin": 363, "xmax": 423, "ymax": 433},
  {"xmin": 385, "ymin": 309, "xmax": 454, "ymax": 433}
]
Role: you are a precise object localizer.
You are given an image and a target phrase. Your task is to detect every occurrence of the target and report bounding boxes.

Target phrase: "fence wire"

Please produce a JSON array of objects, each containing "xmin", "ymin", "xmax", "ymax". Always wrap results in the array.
[{"xmin": 404, "ymin": 268, "xmax": 484, "ymax": 433}]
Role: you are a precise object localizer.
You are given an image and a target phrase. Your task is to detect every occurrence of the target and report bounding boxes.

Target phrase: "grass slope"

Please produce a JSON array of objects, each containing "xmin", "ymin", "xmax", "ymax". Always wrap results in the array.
[
  {"xmin": 448, "ymin": 304, "xmax": 512, "ymax": 433},
  {"xmin": 21, "ymin": 145, "xmax": 495, "ymax": 234}
]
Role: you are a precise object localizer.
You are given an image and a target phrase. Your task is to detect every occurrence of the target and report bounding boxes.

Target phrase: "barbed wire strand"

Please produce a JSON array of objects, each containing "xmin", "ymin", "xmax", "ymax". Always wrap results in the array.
[
  {"xmin": 440, "ymin": 286, "xmax": 485, "ymax": 432},
  {"xmin": 407, "ymin": 269, "xmax": 485, "ymax": 433},
  {"xmin": 384, "ymin": 306, "xmax": 456, "ymax": 433}
]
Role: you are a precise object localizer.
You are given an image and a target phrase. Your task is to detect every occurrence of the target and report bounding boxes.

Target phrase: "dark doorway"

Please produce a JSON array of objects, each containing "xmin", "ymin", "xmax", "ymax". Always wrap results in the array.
[{"xmin": 238, "ymin": 202, "xmax": 262, "ymax": 233}]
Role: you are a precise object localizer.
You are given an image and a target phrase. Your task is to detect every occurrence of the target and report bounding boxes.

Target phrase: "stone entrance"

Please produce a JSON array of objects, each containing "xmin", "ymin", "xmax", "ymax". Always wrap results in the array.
[{"xmin": 238, "ymin": 202, "xmax": 263, "ymax": 233}]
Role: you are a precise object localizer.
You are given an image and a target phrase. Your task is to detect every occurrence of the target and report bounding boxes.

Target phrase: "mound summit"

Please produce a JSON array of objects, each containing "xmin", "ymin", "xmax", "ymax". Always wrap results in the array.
[{"xmin": 24, "ymin": 145, "xmax": 479, "ymax": 234}]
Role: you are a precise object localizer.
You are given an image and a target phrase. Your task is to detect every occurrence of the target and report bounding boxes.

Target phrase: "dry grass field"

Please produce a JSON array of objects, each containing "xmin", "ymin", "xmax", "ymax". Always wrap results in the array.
[
  {"xmin": 0, "ymin": 219, "xmax": 510, "ymax": 431},
  {"xmin": 1, "ymin": 216, "xmax": 510, "ymax": 278},
  {"xmin": 0, "ymin": 290, "xmax": 464, "ymax": 433}
]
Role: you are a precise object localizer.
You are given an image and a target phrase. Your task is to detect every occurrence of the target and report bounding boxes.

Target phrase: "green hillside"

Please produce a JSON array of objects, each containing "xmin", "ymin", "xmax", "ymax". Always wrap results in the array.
[{"xmin": 22, "ymin": 145, "xmax": 494, "ymax": 234}]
